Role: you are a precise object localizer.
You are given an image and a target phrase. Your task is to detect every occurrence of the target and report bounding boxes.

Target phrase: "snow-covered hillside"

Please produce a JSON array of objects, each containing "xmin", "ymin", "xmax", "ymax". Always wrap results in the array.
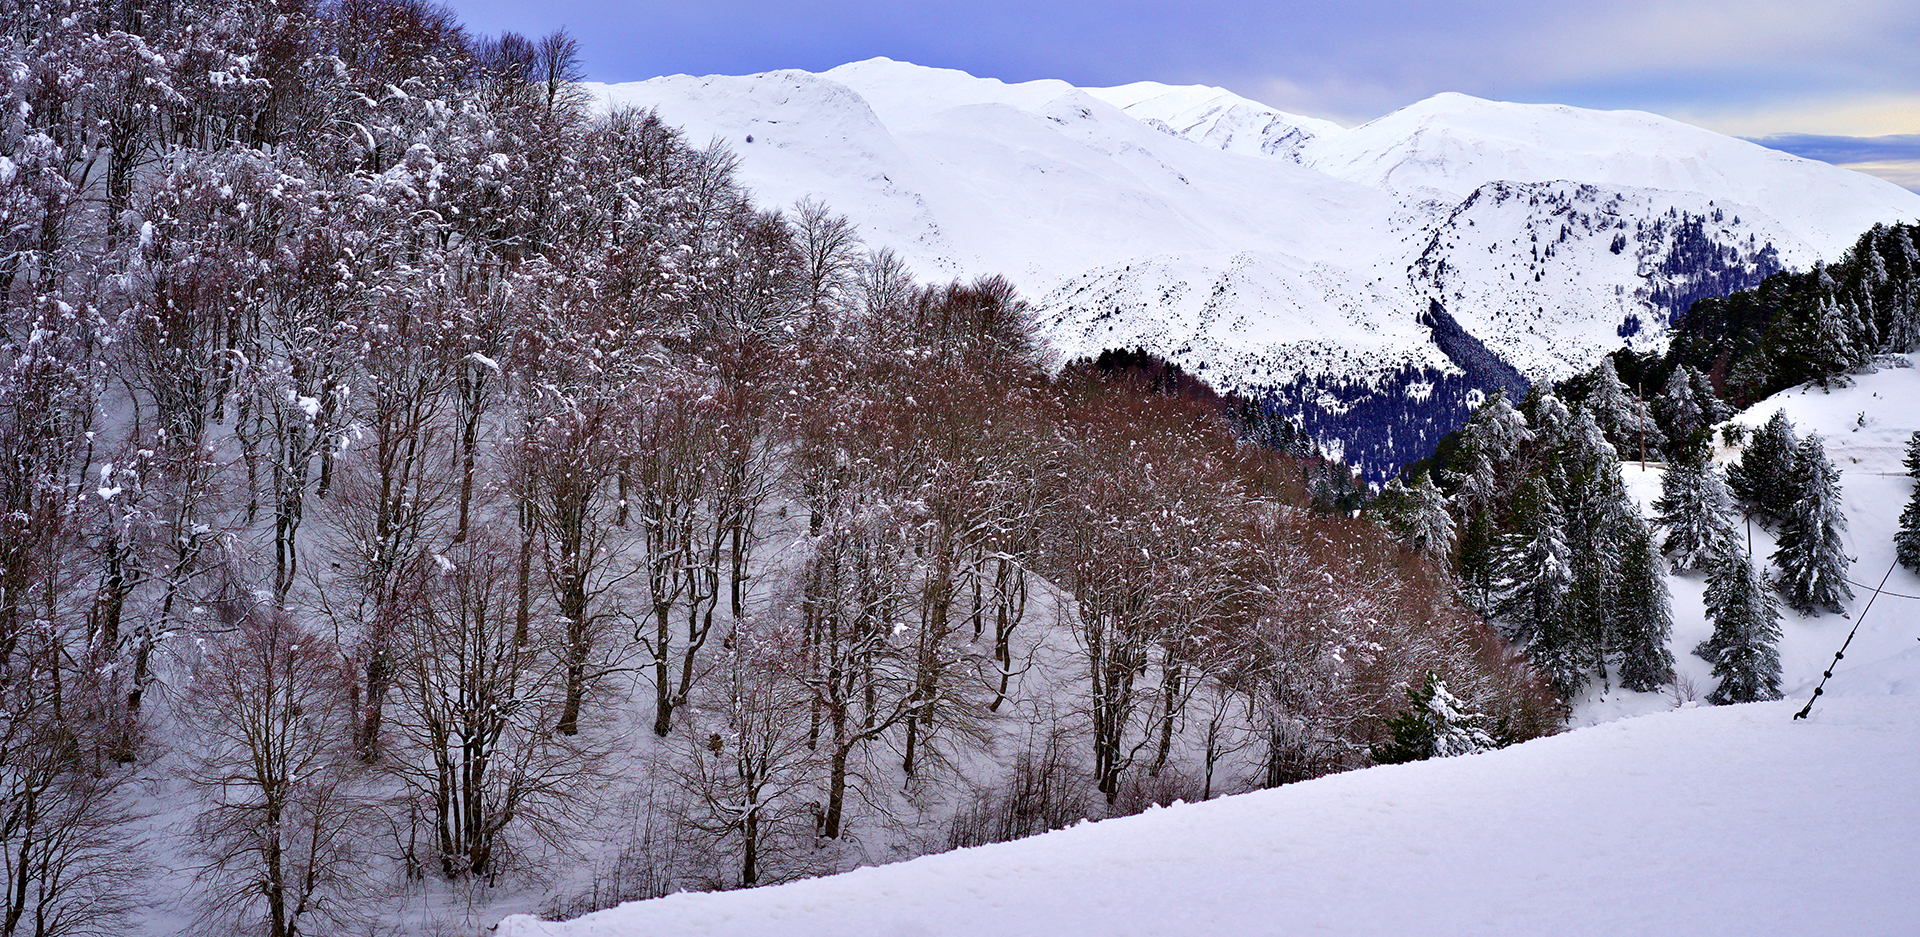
[
  {"xmin": 499, "ymin": 356, "xmax": 1920, "ymax": 937},
  {"xmin": 1583, "ymin": 354, "xmax": 1920, "ymax": 729},
  {"xmin": 588, "ymin": 61, "xmax": 1914, "ymax": 376},
  {"xmin": 584, "ymin": 59, "xmax": 1920, "ymax": 476},
  {"xmin": 500, "ymin": 694, "xmax": 1920, "ymax": 937}
]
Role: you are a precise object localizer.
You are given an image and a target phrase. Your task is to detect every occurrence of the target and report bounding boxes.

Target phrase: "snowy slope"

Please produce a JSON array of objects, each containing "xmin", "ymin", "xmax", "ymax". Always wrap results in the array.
[
  {"xmin": 499, "ymin": 691, "xmax": 1920, "ymax": 937},
  {"xmin": 1301, "ymin": 93, "xmax": 1910, "ymax": 253},
  {"xmin": 1588, "ymin": 353, "xmax": 1920, "ymax": 730},
  {"xmin": 1089, "ymin": 81, "xmax": 1343, "ymax": 162},
  {"xmin": 584, "ymin": 60, "xmax": 1920, "ymax": 393}
]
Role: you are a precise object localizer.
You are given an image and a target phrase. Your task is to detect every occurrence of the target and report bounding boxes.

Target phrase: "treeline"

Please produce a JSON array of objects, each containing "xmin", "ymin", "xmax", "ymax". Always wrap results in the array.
[
  {"xmin": 1, "ymin": 1, "xmax": 1553, "ymax": 933},
  {"xmin": 1083, "ymin": 346, "xmax": 1371, "ymax": 510},
  {"xmin": 1660, "ymin": 221, "xmax": 1920, "ymax": 404}
]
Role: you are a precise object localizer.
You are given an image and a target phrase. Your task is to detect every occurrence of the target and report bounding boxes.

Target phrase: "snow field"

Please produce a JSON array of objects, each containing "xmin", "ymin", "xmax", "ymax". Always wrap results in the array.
[{"xmin": 500, "ymin": 691, "xmax": 1920, "ymax": 937}]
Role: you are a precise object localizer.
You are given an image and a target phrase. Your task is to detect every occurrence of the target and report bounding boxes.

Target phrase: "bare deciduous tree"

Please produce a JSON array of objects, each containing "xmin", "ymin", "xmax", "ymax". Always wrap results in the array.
[
  {"xmin": 184, "ymin": 610, "xmax": 369, "ymax": 937},
  {"xmin": 387, "ymin": 527, "xmax": 601, "ymax": 881}
]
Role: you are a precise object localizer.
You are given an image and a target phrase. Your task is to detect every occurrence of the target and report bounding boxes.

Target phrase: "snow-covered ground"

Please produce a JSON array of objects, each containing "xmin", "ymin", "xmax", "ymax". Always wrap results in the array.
[
  {"xmin": 501, "ymin": 359, "xmax": 1920, "ymax": 937},
  {"xmin": 585, "ymin": 59, "xmax": 1920, "ymax": 388},
  {"xmin": 501, "ymin": 690, "xmax": 1920, "ymax": 937}
]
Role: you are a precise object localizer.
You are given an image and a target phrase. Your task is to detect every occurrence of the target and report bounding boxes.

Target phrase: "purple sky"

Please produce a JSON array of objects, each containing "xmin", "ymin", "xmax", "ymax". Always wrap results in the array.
[{"xmin": 444, "ymin": 0, "xmax": 1920, "ymax": 186}]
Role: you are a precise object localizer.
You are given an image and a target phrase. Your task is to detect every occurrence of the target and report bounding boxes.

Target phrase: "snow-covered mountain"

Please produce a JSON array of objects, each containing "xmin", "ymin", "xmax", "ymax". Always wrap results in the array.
[
  {"xmin": 502, "ymin": 354, "xmax": 1920, "ymax": 937},
  {"xmin": 586, "ymin": 59, "xmax": 1920, "ymax": 476}
]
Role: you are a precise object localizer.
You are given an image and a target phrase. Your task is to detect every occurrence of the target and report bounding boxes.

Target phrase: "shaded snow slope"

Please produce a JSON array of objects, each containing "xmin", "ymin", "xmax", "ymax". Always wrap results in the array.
[
  {"xmin": 500, "ymin": 689, "xmax": 1920, "ymax": 937},
  {"xmin": 585, "ymin": 59, "xmax": 1920, "ymax": 395}
]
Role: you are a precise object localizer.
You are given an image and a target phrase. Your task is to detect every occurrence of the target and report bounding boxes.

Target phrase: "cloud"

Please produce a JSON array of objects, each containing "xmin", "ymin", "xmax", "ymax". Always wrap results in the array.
[
  {"xmin": 443, "ymin": 0, "xmax": 1920, "ymax": 136},
  {"xmin": 1743, "ymin": 134, "xmax": 1920, "ymax": 193},
  {"xmin": 1744, "ymin": 134, "xmax": 1920, "ymax": 166},
  {"xmin": 1833, "ymin": 161, "xmax": 1920, "ymax": 193}
]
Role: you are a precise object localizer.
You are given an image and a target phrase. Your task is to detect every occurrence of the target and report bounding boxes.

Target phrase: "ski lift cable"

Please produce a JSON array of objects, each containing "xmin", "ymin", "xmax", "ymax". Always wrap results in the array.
[
  {"xmin": 1794, "ymin": 558, "xmax": 1898, "ymax": 721},
  {"xmin": 1842, "ymin": 577, "xmax": 1920, "ymax": 600}
]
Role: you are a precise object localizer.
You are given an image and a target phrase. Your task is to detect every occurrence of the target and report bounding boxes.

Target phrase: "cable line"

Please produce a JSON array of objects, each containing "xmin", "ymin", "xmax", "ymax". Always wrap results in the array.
[
  {"xmin": 1795, "ymin": 558, "xmax": 1898, "ymax": 720},
  {"xmin": 1842, "ymin": 577, "xmax": 1920, "ymax": 601}
]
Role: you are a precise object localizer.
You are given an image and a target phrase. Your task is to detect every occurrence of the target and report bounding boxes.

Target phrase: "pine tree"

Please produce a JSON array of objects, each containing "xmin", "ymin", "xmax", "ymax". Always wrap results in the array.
[
  {"xmin": 1690, "ymin": 365, "xmax": 1735, "ymax": 427},
  {"xmin": 1771, "ymin": 434, "xmax": 1853, "ymax": 614},
  {"xmin": 1404, "ymin": 470, "xmax": 1455, "ymax": 562},
  {"xmin": 1657, "ymin": 365, "xmax": 1705, "ymax": 449},
  {"xmin": 1654, "ymin": 434, "xmax": 1736, "ymax": 571},
  {"xmin": 1899, "ymin": 432, "xmax": 1920, "ymax": 573},
  {"xmin": 1727, "ymin": 409, "xmax": 1798, "ymax": 522},
  {"xmin": 1497, "ymin": 472, "xmax": 1580, "ymax": 698},
  {"xmin": 1696, "ymin": 547, "xmax": 1783, "ymax": 704},
  {"xmin": 1372, "ymin": 671, "xmax": 1498, "ymax": 764},
  {"xmin": 1585, "ymin": 358, "xmax": 1665, "ymax": 458},
  {"xmin": 1557, "ymin": 408, "xmax": 1634, "ymax": 688},
  {"xmin": 1805, "ymin": 295, "xmax": 1855, "ymax": 386},
  {"xmin": 1613, "ymin": 520, "xmax": 1676, "ymax": 692},
  {"xmin": 1455, "ymin": 506, "xmax": 1498, "ymax": 615},
  {"xmin": 1450, "ymin": 391, "xmax": 1532, "ymax": 512}
]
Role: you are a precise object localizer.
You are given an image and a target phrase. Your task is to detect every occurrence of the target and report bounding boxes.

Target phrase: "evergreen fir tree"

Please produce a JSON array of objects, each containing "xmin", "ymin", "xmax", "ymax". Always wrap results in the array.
[
  {"xmin": 1497, "ymin": 472, "xmax": 1581, "ymax": 698},
  {"xmin": 1450, "ymin": 391, "xmax": 1532, "ymax": 512},
  {"xmin": 1405, "ymin": 470, "xmax": 1455, "ymax": 562},
  {"xmin": 1376, "ymin": 475, "xmax": 1414, "ymax": 531},
  {"xmin": 1525, "ymin": 390, "xmax": 1573, "ymax": 446},
  {"xmin": 1497, "ymin": 473, "xmax": 1570, "ymax": 641},
  {"xmin": 1727, "ymin": 409, "xmax": 1798, "ymax": 523},
  {"xmin": 1771, "ymin": 433, "xmax": 1853, "ymax": 614},
  {"xmin": 1898, "ymin": 431, "xmax": 1920, "ymax": 573},
  {"xmin": 1654, "ymin": 434, "xmax": 1737, "ymax": 572},
  {"xmin": 1690, "ymin": 365, "xmax": 1735, "ymax": 427},
  {"xmin": 1657, "ymin": 365, "xmax": 1706, "ymax": 449},
  {"xmin": 1805, "ymin": 295, "xmax": 1856, "ymax": 386},
  {"xmin": 1455, "ymin": 506, "xmax": 1498, "ymax": 615},
  {"xmin": 1557, "ymin": 408, "xmax": 1634, "ymax": 687},
  {"xmin": 1613, "ymin": 520, "xmax": 1676, "ymax": 693},
  {"xmin": 1372, "ymin": 672, "xmax": 1499, "ymax": 764},
  {"xmin": 1696, "ymin": 547, "xmax": 1784, "ymax": 704},
  {"xmin": 1585, "ymin": 358, "xmax": 1666, "ymax": 459}
]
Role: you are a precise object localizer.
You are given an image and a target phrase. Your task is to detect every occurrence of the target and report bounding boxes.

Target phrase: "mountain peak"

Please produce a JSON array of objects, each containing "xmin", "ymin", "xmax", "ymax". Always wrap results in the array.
[{"xmin": 588, "ymin": 60, "xmax": 1920, "ymax": 475}]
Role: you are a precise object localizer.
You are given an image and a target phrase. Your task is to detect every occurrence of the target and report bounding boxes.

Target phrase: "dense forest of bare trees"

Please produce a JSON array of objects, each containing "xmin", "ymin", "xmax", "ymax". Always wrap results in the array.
[{"xmin": 0, "ymin": 1, "xmax": 1554, "ymax": 932}]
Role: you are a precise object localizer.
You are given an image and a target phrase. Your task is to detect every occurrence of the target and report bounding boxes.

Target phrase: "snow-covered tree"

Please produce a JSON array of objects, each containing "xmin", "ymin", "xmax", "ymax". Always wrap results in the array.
[
  {"xmin": 1497, "ymin": 473, "xmax": 1580, "ymax": 697},
  {"xmin": 185, "ymin": 612, "xmax": 372, "ymax": 937},
  {"xmin": 1557, "ymin": 407, "xmax": 1636, "ymax": 689},
  {"xmin": 1657, "ymin": 365, "xmax": 1707, "ymax": 447},
  {"xmin": 1455, "ymin": 507, "xmax": 1499, "ymax": 616},
  {"xmin": 1771, "ymin": 434, "xmax": 1853, "ymax": 615},
  {"xmin": 1727, "ymin": 409, "xmax": 1798, "ymax": 523},
  {"xmin": 1372, "ymin": 671, "xmax": 1498, "ymax": 764},
  {"xmin": 1696, "ymin": 548, "xmax": 1784, "ymax": 704},
  {"xmin": 1411, "ymin": 471, "xmax": 1456, "ymax": 559},
  {"xmin": 1585, "ymin": 358, "xmax": 1665, "ymax": 459},
  {"xmin": 1897, "ymin": 431, "xmax": 1920, "ymax": 573},
  {"xmin": 1655, "ymin": 435, "xmax": 1738, "ymax": 571},
  {"xmin": 1612, "ymin": 520, "xmax": 1676, "ymax": 693},
  {"xmin": 1449, "ymin": 390, "xmax": 1532, "ymax": 513},
  {"xmin": 1385, "ymin": 470, "xmax": 1456, "ymax": 562}
]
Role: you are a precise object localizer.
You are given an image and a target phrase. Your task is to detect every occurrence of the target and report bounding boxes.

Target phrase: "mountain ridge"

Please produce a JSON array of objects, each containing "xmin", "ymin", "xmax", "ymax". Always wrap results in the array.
[{"xmin": 584, "ymin": 59, "xmax": 1920, "ymax": 477}]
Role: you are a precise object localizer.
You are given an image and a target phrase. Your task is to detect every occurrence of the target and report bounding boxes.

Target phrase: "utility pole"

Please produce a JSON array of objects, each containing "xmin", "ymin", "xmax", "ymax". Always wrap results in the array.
[{"xmin": 1637, "ymin": 380, "xmax": 1647, "ymax": 470}]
